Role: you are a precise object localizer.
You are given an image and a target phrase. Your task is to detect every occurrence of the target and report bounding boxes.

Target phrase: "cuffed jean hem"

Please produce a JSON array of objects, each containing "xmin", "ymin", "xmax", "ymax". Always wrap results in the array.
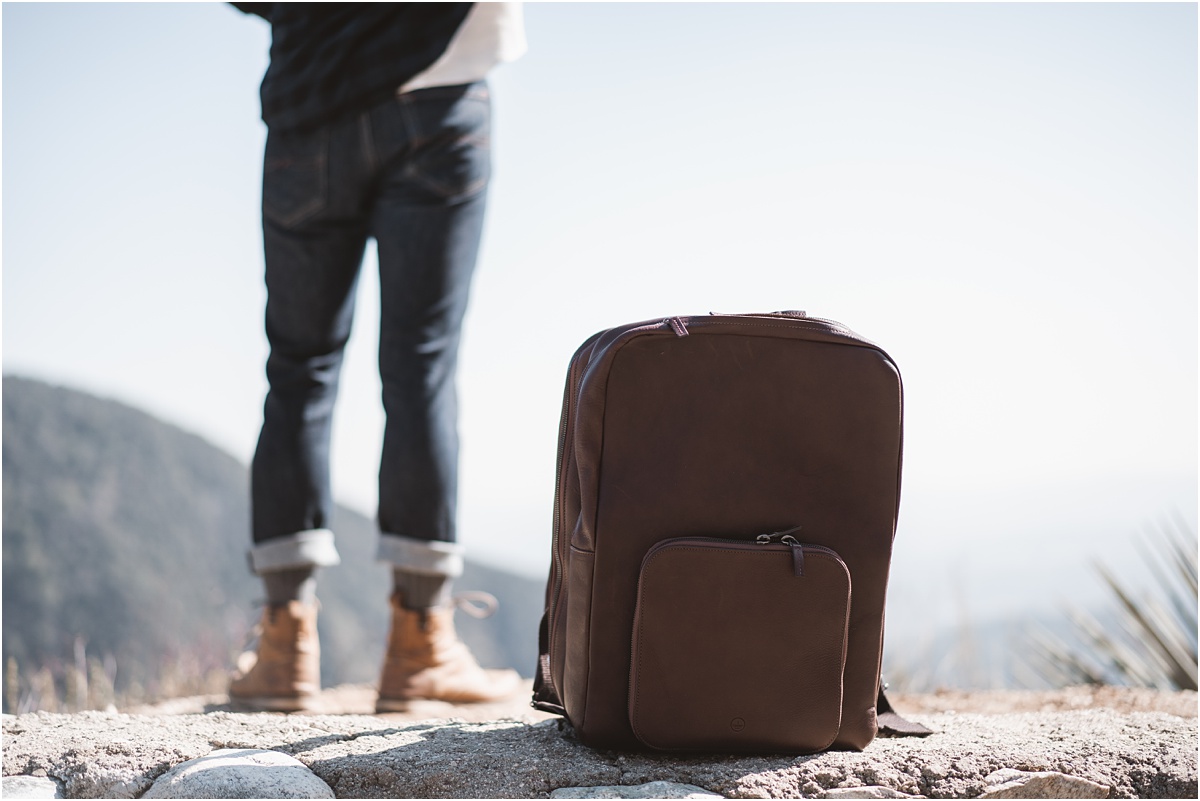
[
  {"xmin": 377, "ymin": 533, "xmax": 464, "ymax": 578},
  {"xmin": 249, "ymin": 529, "xmax": 342, "ymax": 574}
]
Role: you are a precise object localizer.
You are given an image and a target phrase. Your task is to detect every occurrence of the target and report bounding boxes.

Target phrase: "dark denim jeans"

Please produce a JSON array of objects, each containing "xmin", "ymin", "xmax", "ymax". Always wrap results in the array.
[{"xmin": 248, "ymin": 82, "xmax": 490, "ymax": 578}]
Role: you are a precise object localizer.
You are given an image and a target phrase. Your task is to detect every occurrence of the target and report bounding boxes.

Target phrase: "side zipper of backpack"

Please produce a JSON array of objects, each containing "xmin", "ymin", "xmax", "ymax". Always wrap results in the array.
[
  {"xmin": 537, "ymin": 319, "xmax": 684, "ymax": 714},
  {"xmin": 533, "ymin": 360, "xmax": 578, "ymax": 715}
]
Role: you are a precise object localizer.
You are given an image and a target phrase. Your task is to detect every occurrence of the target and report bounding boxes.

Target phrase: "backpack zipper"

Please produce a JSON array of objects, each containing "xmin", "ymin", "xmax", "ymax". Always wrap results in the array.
[
  {"xmin": 756, "ymin": 525, "xmax": 807, "ymax": 576},
  {"xmin": 640, "ymin": 532, "xmax": 845, "ymax": 581}
]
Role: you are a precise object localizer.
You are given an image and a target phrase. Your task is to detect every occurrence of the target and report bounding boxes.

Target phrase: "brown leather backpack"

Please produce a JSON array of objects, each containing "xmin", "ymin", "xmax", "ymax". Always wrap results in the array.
[{"xmin": 532, "ymin": 312, "xmax": 930, "ymax": 753}]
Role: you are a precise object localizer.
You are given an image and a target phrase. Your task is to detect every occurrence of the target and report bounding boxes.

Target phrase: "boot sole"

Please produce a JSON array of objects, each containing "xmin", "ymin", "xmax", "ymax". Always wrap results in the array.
[
  {"xmin": 374, "ymin": 697, "xmax": 415, "ymax": 713},
  {"xmin": 374, "ymin": 691, "xmax": 519, "ymax": 713},
  {"xmin": 228, "ymin": 694, "xmax": 319, "ymax": 713},
  {"xmin": 374, "ymin": 668, "xmax": 523, "ymax": 712}
]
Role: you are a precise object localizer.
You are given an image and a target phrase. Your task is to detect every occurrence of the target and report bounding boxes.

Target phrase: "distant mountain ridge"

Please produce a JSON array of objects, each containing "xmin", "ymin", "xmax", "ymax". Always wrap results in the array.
[{"xmin": 2, "ymin": 376, "xmax": 542, "ymax": 706}]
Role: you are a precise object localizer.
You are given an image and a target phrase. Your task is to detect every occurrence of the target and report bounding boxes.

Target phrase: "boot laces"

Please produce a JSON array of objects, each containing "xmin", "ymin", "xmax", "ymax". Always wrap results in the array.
[
  {"xmin": 235, "ymin": 598, "xmax": 318, "ymax": 671},
  {"xmin": 451, "ymin": 591, "xmax": 500, "ymax": 619}
]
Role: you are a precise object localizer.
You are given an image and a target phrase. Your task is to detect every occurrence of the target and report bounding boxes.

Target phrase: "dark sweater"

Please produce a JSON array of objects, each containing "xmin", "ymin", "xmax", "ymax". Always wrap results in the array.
[{"xmin": 233, "ymin": 3, "xmax": 473, "ymax": 133}]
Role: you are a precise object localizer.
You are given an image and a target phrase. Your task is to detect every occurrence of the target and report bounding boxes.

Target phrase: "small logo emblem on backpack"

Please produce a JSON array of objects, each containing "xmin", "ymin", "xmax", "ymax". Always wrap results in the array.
[{"xmin": 730, "ymin": 717, "xmax": 746, "ymax": 733}]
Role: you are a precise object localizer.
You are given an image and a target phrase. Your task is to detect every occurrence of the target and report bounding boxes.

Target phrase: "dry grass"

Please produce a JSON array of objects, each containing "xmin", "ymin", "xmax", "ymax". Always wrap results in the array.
[
  {"xmin": 4, "ymin": 638, "xmax": 239, "ymax": 715},
  {"xmin": 1021, "ymin": 514, "xmax": 1197, "ymax": 691}
]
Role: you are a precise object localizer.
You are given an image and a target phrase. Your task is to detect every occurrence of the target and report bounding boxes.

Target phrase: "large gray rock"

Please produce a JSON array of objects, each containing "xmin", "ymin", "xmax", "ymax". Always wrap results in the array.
[
  {"xmin": 978, "ymin": 769, "xmax": 1109, "ymax": 799},
  {"xmin": 2, "ymin": 775, "xmax": 63, "ymax": 799},
  {"xmin": 820, "ymin": 788, "xmax": 919, "ymax": 799},
  {"xmin": 550, "ymin": 781, "xmax": 723, "ymax": 798},
  {"xmin": 142, "ymin": 749, "xmax": 334, "ymax": 799},
  {"xmin": 2, "ymin": 699, "xmax": 1196, "ymax": 798}
]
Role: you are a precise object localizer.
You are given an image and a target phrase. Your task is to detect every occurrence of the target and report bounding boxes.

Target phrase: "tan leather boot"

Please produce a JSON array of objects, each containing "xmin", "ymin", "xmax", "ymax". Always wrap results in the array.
[
  {"xmin": 229, "ymin": 601, "xmax": 320, "ymax": 711},
  {"xmin": 376, "ymin": 592, "xmax": 521, "ymax": 710}
]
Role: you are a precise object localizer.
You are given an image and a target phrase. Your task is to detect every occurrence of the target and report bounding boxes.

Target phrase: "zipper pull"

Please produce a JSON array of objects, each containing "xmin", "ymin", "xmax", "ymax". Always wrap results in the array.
[
  {"xmin": 783, "ymin": 535, "xmax": 804, "ymax": 577},
  {"xmin": 665, "ymin": 317, "xmax": 689, "ymax": 337},
  {"xmin": 756, "ymin": 526, "xmax": 804, "ymax": 576}
]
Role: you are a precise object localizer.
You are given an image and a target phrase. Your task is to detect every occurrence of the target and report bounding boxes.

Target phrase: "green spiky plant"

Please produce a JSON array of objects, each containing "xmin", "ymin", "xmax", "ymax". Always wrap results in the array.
[{"xmin": 1022, "ymin": 515, "xmax": 1197, "ymax": 691}]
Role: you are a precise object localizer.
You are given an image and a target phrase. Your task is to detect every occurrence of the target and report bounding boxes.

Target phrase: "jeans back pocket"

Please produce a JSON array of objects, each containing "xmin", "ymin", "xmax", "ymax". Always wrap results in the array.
[{"xmin": 262, "ymin": 128, "xmax": 329, "ymax": 229}]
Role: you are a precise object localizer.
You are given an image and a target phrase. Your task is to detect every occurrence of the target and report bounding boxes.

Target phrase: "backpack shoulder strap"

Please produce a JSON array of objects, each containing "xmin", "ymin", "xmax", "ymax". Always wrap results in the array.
[
  {"xmin": 876, "ymin": 686, "xmax": 934, "ymax": 737},
  {"xmin": 531, "ymin": 611, "xmax": 566, "ymax": 716}
]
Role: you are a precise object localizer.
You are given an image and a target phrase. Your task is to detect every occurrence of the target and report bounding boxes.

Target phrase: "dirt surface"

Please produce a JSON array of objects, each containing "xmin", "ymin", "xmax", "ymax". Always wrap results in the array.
[
  {"xmin": 889, "ymin": 685, "xmax": 1198, "ymax": 719},
  {"xmin": 129, "ymin": 681, "xmax": 1198, "ymax": 723},
  {"xmin": 7, "ymin": 691, "xmax": 1196, "ymax": 798},
  {"xmin": 127, "ymin": 680, "xmax": 558, "ymax": 725}
]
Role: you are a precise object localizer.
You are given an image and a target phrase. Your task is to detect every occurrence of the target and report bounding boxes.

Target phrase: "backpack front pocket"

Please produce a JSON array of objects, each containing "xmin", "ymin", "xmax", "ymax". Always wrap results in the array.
[{"xmin": 628, "ymin": 536, "xmax": 852, "ymax": 753}]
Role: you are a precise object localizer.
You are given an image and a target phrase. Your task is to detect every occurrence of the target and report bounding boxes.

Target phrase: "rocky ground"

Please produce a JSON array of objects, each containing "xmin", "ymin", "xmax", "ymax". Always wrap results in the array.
[{"xmin": 3, "ymin": 683, "xmax": 1196, "ymax": 799}]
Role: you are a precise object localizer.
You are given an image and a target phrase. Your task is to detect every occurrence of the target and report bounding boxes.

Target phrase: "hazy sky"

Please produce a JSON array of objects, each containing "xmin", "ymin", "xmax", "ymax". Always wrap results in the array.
[{"xmin": 3, "ymin": 2, "xmax": 1196, "ymax": 644}]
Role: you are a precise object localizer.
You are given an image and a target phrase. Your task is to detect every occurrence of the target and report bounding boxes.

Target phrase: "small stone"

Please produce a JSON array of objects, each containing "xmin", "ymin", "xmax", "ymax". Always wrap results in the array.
[
  {"xmin": 142, "ymin": 748, "xmax": 334, "ymax": 799},
  {"xmin": 551, "ymin": 781, "xmax": 724, "ymax": 799},
  {"xmin": 979, "ymin": 769, "xmax": 1108, "ymax": 799},
  {"xmin": 823, "ymin": 787, "xmax": 919, "ymax": 799},
  {"xmin": 2, "ymin": 775, "xmax": 63, "ymax": 799},
  {"xmin": 983, "ymin": 769, "xmax": 1025, "ymax": 785},
  {"xmin": 813, "ymin": 768, "xmax": 845, "ymax": 785}
]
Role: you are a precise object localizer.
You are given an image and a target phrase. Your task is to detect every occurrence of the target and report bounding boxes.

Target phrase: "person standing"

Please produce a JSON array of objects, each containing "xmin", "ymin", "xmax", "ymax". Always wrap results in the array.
[{"xmin": 228, "ymin": 2, "xmax": 527, "ymax": 712}]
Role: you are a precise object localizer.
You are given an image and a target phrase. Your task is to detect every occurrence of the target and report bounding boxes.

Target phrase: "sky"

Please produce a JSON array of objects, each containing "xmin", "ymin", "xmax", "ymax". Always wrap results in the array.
[{"xmin": 3, "ymin": 2, "xmax": 1196, "ymax": 651}]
